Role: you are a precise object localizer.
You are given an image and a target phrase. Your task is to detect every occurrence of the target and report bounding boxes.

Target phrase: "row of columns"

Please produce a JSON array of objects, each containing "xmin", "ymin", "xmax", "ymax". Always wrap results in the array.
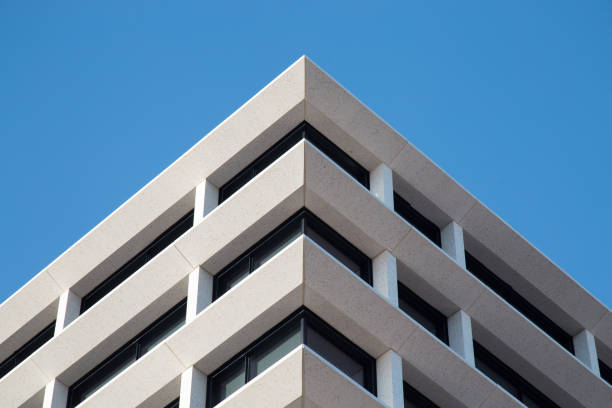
[
  {"xmin": 370, "ymin": 164, "xmax": 602, "ymax": 407},
  {"xmin": 42, "ymin": 164, "xmax": 603, "ymax": 407}
]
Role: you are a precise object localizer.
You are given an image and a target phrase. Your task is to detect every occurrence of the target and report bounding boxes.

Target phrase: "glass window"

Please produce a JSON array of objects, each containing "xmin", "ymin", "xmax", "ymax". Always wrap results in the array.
[
  {"xmin": 473, "ymin": 342, "xmax": 559, "ymax": 408},
  {"xmin": 306, "ymin": 325, "xmax": 364, "ymax": 385},
  {"xmin": 208, "ymin": 308, "xmax": 376, "ymax": 407},
  {"xmin": 218, "ymin": 122, "xmax": 369, "ymax": 204},
  {"xmin": 465, "ymin": 252, "xmax": 574, "ymax": 354},
  {"xmin": 214, "ymin": 209, "xmax": 372, "ymax": 300},
  {"xmin": 249, "ymin": 321, "xmax": 301, "ymax": 377},
  {"xmin": 599, "ymin": 359, "xmax": 612, "ymax": 386},
  {"xmin": 211, "ymin": 360, "xmax": 246, "ymax": 406},
  {"xmin": 68, "ymin": 300, "xmax": 186, "ymax": 408},
  {"xmin": 393, "ymin": 193, "xmax": 441, "ymax": 247},
  {"xmin": 398, "ymin": 283, "xmax": 448, "ymax": 344},
  {"xmin": 81, "ymin": 211, "xmax": 194, "ymax": 313},
  {"xmin": 403, "ymin": 382, "xmax": 439, "ymax": 408},
  {"xmin": 0, "ymin": 321, "xmax": 56, "ymax": 379}
]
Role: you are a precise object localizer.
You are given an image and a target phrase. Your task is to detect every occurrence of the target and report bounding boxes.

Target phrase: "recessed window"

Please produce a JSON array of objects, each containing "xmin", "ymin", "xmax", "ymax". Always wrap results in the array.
[
  {"xmin": 599, "ymin": 359, "xmax": 612, "ymax": 386},
  {"xmin": 218, "ymin": 122, "xmax": 370, "ymax": 203},
  {"xmin": 213, "ymin": 209, "xmax": 372, "ymax": 299},
  {"xmin": 403, "ymin": 382, "xmax": 439, "ymax": 408},
  {"xmin": 164, "ymin": 398, "xmax": 179, "ymax": 408},
  {"xmin": 0, "ymin": 321, "xmax": 55, "ymax": 379},
  {"xmin": 465, "ymin": 252, "xmax": 574, "ymax": 354},
  {"xmin": 398, "ymin": 283, "xmax": 448, "ymax": 344},
  {"xmin": 67, "ymin": 300, "xmax": 186, "ymax": 408},
  {"xmin": 80, "ymin": 211, "xmax": 194, "ymax": 313},
  {"xmin": 393, "ymin": 193, "xmax": 441, "ymax": 247},
  {"xmin": 207, "ymin": 308, "xmax": 376, "ymax": 407},
  {"xmin": 474, "ymin": 342, "xmax": 560, "ymax": 408}
]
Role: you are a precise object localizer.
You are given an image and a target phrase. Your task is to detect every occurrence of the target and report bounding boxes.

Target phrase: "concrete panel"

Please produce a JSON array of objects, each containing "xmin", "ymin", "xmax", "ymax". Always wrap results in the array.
[
  {"xmin": 0, "ymin": 359, "xmax": 47, "ymax": 407},
  {"xmin": 0, "ymin": 271, "xmax": 61, "ymax": 353},
  {"xmin": 136, "ymin": 376, "xmax": 180, "ymax": 408},
  {"xmin": 218, "ymin": 346, "xmax": 303, "ymax": 408},
  {"xmin": 77, "ymin": 344, "xmax": 184, "ymax": 408},
  {"xmin": 305, "ymin": 57, "xmax": 407, "ymax": 169},
  {"xmin": 394, "ymin": 229, "xmax": 485, "ymax": 314},
  {"xmin": 303, "ymin": 346, "xmax": 384, "ymax": 408},
  {"xmin": 32, "ymin": 245, "xmax": 191, "ymax": 383},
  {"xmin": 303, "ymin": 237, "xmax": 416, "ymax": 358},
  {"xmin": 304, "ymin": 142, "xmax": 410, "ymax": 258},
  {"xmin": 468, "ymin": 289, "xmax": 612, "ymax": 408},
  {"xmin": 177, "ymin": 141, "xmax": 306, "ymax": 273},
  {"xmin": 168, "ymin": 237, "xmax": 306, "ymax": 373},
  {"xmin": 461, "ymin": 202, "xmax": 608, "ymax": 334},
  {"xmin": 20, "ymin": 387, "xmax": 45, "ymax": 408},
  {"xmin": 391, "ymin": 143, "xmax": 477, "ymax": 223},
  {"xmin": 592, "ymin": 311, "xmax": 612, "ymax": 359}
]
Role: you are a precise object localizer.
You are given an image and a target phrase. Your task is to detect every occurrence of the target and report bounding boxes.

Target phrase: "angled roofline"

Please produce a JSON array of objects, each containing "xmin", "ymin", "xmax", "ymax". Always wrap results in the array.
[{"xmin": 1, "ymin": 56, "xmax": 609, "ymax": 359}]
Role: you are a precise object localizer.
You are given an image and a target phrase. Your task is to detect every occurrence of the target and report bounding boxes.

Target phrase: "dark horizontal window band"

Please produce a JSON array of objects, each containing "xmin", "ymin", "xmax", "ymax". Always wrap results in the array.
[
  {"xmin": 398, "ymin": 282, "xmax": 448, "ymax": 344},
  {"xmin": 600, "ymin": 359, "xmax": 612, "ymax": 386},
  {"xmin": 393, "ymin": 193, "xmax": 441, "ymax": 247},
  {"xmin": 68, "ymin": 299, "xmax": 187, "ymax": 408},
  {"xmin": 213, "ymin": 208, "xmax": 372, "ymax": 300},
  {"xmin": 465, "ymin": 252, "xmax": 574, "ymax": 354},
  {"xmin": 474, "ymin": 342, "xmax": 560, "ymax": 408},
  {"xmin": 218, "ymin": 122, "xmax": 370, "ymax": 204},
  {"xmin": 164, "ymin": 398, "xmax": 180, "ymax": 408},
  {"xmin": 80, "ymin": 210, "xmax": 194, "ymax": 313},
  {"xmin": 0, "ymin": 321, "xmax": 55, "ymax": 379},
  {"xmin": 403, "ymin": 382, "xmax": 440, "ymax": 408},
  {"xmin": 207, "ymin": 307, "xmax": 376, "ymax": 407}
]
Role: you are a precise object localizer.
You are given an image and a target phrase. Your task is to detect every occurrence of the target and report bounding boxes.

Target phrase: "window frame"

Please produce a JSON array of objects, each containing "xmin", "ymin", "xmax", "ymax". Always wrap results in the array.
[
  {"xmin": 0, "ymin": 321, "xmax": 56, "ymax": 379},
  {"xmin": 465, "ymin": 252, "xmax": 574, "ymax": 354},
  {"xmin": 599, "ymin": 359, "xmax": 612, "ymax": 386},
  {"xmin": 397, "ymin": 282, "xmax": 448, "ymax": 344},
  {"xmin": 218, "ymin": 122, "xmax": 370, "ymax": 204},
  {"xmin": 67, "ymin": 299, "xmax": 187, "ymax": 408},
  {"xmin": 393, "ymin": 192, "xmax": 441, "ymax": 247},
  {"xmin": 213, "ymin": 209, "xmax": 372, "ymax": 300},
  {"xmin": 80, "ymin": 210, "xmax": 194, "ymax": 313},
  {"xmin": 474, "ymin": 342, "xmax": 560, "ymax": 408},
  {"xmin": 206, "ymin": 307, "xmax": 376, "ymax": 407}
]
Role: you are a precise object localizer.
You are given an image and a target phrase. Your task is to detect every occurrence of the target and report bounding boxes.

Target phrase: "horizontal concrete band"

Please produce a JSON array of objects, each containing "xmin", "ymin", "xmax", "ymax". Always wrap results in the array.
[
  {"xmin": 64, "ymin": 237, "xmax": 498, "ymax": 408},
  {"xmin": 1, "ymin": 57, "xmax": 608, "ymax": 367},
  {"xmin": 2, "ymin": 142, "xmax": 610, "ymax": 407}
]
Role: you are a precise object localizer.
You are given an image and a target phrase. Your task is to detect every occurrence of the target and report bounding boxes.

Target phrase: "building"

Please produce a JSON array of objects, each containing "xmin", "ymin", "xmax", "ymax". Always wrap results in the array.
[{"xmin": 0, "ymin": 56, "xmax": 610, "ymax": 408}]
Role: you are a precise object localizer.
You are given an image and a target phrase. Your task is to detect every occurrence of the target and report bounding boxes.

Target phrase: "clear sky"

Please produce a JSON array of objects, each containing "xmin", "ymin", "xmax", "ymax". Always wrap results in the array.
[{"xmin": 1, "ymin": 1, "xmax": 610, "ymax": 309}]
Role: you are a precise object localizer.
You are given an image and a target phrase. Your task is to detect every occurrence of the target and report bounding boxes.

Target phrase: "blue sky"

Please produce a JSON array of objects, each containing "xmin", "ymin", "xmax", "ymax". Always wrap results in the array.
[{"xmin": 1, "ymin": 1, "xmax": 610, "ymax": 309}]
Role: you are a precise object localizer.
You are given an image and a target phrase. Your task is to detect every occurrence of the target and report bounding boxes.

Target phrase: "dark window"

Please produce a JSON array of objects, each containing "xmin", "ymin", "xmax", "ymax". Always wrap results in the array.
[
  {"xmin": 164, "ymin": 398, "xmax": 180, "ymax": 408},
  {"xmin": 207, "ymin": 308, "xmax": 376, "ymax": 407},
  {"xmin": 600, "ymin": 359, "xmax": 612, "ymax": 386},
  {"xmin": 398, "ymin": 283, "xmax": 448, "ymax": 344},
  {"xmin": 0, "ymin": 321, "xmax": 55, "ymax": 379},
  {"xmin": 218, "ymin": 122, "xmax": 370, "ymax": 203},
  {"xmin": 67, "ymin": 300, "xmax": 186, "ymax": 408},
  {"xmin": 214, "ymin": 209, "xmax": 372, "ymax": 299},
  {"xmin": 403, "ymin": 382, "xmax": 440, "ymax": 408},
  {"xmin": 80, "ymin": 211, "xmax": 194, "ymax": 313},
  {"xmin": 465, "ymin": 252, "xmax": 574, "ymax": 354},
  {"xmin": 474, "ymin": 342, "xmax": 560, "ymax": 408},
  {"xmin": 393, "ymin": 193, "xmax": 441, "ymax": 247}
]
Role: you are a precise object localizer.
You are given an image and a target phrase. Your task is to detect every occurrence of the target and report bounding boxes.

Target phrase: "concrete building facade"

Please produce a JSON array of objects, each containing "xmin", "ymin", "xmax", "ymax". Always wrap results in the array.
[{"xmin": 0, "ymin": 56, "xmax": 610, "ymax": 408}]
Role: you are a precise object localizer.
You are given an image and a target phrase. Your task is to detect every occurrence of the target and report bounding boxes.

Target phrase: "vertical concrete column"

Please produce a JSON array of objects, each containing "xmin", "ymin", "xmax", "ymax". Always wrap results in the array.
[
  {"xmin": 441, "ymin": 221, "xmax": 466, "ymax": 268},
  {"xmin": 179, "ymin": 366, "xmax": 207, "ymax": 408},
  {"xmin": 186, "ymin": 267, "xmax": 213, "ymax": 323},
  {"xmin": 376, "ymin": 350, "xmax": 404, "ymax": 407},
  {"xmin": 55, "ymin": 289, "xmax": 81, "ymax": 335},
  {"xmin": 373, "ymin": 251, "xmax": 399, "ymax": 307},
  {"xmin": 42, "ymin": 379, "xmax": 68, "ymax": 408},
  {"xmin": 194, "ymin": 180, "xmax": 219, "ymax": 225},
  {"xmin": 573, "ymin": 330, "xmax": 600, "ymax": 375},
  {"xmin": 448, "ymin": 310, "xmax": 475, "ymax": 367},
  {"xmin": 370, "ymin": 163, "xmax": 394, "ymax": 210}
]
